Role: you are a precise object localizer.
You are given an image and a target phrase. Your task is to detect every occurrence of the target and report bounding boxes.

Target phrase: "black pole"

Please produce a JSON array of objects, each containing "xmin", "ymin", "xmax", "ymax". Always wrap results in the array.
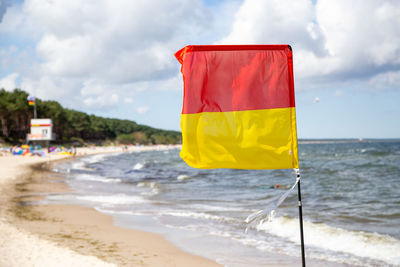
[
  {"xmin": 34, "ymin": 101, "xmax": 37, "ymax": 119},
  {"xmin": 296, "ymin": 171, "xmax": 306, "ymax": 267}
]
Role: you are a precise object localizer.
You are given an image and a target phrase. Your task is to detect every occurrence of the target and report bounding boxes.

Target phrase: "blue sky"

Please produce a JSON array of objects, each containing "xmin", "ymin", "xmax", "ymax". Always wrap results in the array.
[{"xmin": 0, "ymin": 0, "xmax": 399, "ymax": 138}]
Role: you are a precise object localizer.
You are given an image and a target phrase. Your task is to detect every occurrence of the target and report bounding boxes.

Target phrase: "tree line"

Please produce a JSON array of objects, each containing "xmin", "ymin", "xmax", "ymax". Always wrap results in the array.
[{"xmin": 0, "ymin": 89, "xmax": 181, "ymax": 145}]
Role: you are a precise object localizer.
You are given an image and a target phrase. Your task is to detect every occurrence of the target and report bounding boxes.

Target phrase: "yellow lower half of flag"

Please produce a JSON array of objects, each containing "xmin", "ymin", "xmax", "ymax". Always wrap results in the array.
[{"xmin": 180, "ymin": 107, "xmax": 299, "ymax": 169}]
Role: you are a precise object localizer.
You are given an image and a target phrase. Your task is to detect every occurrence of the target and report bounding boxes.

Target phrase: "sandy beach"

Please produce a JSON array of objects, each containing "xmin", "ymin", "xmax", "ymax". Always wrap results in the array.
[{"xmin": 0, "ymin": 146, "xmax": 221, "ymax": 267}]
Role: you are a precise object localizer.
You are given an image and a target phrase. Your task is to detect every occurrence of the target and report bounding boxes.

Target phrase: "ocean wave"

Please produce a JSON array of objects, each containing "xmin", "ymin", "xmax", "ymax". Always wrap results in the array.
[
  {"xmin": 136, "ymin": 181, "xmax": 158, "ymax": 188},
  {"xmin": 76, "ymin": 194, "xmax": 149, "ymax": 205},
  {"xmin": 256, "ymin": 216, "xmax": 400, "ymax": 265},
  {"xmin": 74, "ymin": 174, "xmax": 121, "ymax": 183},
  {"xmin": 71, "ymin": 153, "xmax": 119, "ymax": 171},
  {"xmin": 98, "ymin": 207, "xmax": 236, "ymax": 225},
  {"xmin": 177, "ymin": 174, "xmax": 191, "ymax": 181},
  {"xmin": 84, "ymin": 153, "xmax": 115, "ymax": 164},
  {"xmin": 140, "ymin": 190, "xmax": 159, "ymax": 196},
  {"xmin": 159, "ymin": 210, "xmax": 234, "ymax": 223},
  {"xmin": 136, "ymin": 182, "xmax": 160, "ymax": 196},
  {"xmin": 164, "ymin": 223, "xmax": 219, "ymax": 234},
  {"xmin": 133, "ymin": 163, "xmax": 145, "ymax": 170},
  {"xmin": 188, "ymin": 204, "xmax": 242, "ymax": 212},
  {"xmin": 46, "ymin": 194, "xmax": 77, "ymax": 202},
  {"xmin": 94, "ymin": 208, "xmax": 149, "ymax": 216},
  {"xmin": 71, "ymin": 161, "xmax": 87, "ymax": 170}
]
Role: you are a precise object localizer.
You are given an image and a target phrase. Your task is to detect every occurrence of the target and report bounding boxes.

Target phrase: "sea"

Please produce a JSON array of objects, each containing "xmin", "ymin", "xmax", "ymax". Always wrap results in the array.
[{"xmin": 46, "ymin": 140, "xmax": 400, "ymax": 267}]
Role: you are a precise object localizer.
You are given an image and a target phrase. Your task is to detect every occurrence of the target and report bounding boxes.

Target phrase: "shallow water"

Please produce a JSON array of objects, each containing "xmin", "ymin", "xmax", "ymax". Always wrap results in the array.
[{"xmin": 48, "ymin": 140, "xmax": 400, "ymax": 266}]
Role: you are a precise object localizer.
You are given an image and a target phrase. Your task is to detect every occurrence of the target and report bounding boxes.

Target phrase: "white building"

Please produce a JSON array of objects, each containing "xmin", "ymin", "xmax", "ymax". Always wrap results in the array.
[{"xmin": 27, "ymin": 119, "xmax": 55, "ymax": 141}]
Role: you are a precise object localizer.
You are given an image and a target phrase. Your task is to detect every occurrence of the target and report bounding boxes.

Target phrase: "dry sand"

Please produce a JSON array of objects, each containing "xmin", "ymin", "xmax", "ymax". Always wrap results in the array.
[{"xmin": 0, "ymin": 146, "xmax": 221, "ymax": 267}]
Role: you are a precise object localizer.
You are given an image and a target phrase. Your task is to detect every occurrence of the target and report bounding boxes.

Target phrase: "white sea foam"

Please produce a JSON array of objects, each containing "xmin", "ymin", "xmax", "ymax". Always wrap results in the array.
[
  {"xmin": 94, "ymin": 208, "xmax": 148, "ymax": 216},
  {"xmin": 84, "ymin": 153, "xmax": 111, "ymax": 164},
  {"xmin": 136, "ymin": 182, "xmax": 158, "ymax": 188},
  {"xmin": 46, "ymin": 194, "xmax": 77, "ymax": 202},
  {"xmin": 71, "ymin": 153, "xmax": 116, "ymax": 170},
  {"xmin": 136, "ymin": 182, "xmax": 160, "ymax": 196},
  {"xmin": 76, "ymin": 194, "xmax": 148, "ymax": 205},
  {"xmin": 133, "ymin": 163, "xmax": 144, "ymax": 170},
  {"xmin": 188, "ymin": 204, "xmax": 241, "ymax": 212},
  {"xmin": 141, "ymin": 191, "xmax": 158, "ymax": 196},
  {"xmin": 165, "ymin": 223, "xmax": 216, "ymax": 234},
  {"xmin": 75, "ymin": 174, "xmax": 121, "ymax": 183},
  {"xmin": 159, "ymin": 210, "xmax": 233, "ymax": 222},
  {"xmin": 71, "ymin": 161, "xmax": 85, "ymax": 170},
  {"xmin": 98, "ymin": 208, "xmax": 234, "ymax": 224},
  {"xmin": 177, "ymin": 175, "xmax": 191, "ymax": 181},
  {"xmin": 257, "ymin": 216, "xmax": 400, "ymax": 265}
]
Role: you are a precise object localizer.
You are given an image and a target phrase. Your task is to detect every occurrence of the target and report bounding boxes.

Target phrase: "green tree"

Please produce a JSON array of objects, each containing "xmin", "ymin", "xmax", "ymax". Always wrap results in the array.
[{"xmin": 0, "ymin": 89, "xmax": 181, "ymax": 144}]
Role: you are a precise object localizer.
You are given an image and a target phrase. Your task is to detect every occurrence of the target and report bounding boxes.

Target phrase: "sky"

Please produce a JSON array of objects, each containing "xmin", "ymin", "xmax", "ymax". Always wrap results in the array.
[{"xmin": 0, "ymin": 0, "xmax": 400, "ymax": 139}]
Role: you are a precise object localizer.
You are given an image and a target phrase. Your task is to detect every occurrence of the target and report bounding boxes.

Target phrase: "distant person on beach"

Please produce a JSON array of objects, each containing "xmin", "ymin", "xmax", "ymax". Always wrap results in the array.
[{"xmin": 71, "ymin": 145, "xmax": 77, "ymax": 157}]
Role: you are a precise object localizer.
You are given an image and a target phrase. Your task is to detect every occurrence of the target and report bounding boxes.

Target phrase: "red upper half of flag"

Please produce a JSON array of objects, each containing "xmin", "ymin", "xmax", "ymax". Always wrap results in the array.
[{"xmin": 175, "ymin": 45, "xmax": 295, "ymax": 114}]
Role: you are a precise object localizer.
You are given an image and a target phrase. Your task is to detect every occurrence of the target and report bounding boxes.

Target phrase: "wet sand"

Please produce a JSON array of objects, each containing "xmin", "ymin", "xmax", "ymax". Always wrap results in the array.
[{"xmin": 0, "ymin": 146, "xmax": 221, "ymax": 267}]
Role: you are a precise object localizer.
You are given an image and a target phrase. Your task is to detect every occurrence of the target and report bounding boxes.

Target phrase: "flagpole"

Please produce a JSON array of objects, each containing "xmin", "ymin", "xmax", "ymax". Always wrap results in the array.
[
  {"xmin": 34, "ymin": 100, "xmax": 37, "ymax": 119},
  {"xmin": 296, "ymin": 169, "xmax": 306, "ymax": 267}
]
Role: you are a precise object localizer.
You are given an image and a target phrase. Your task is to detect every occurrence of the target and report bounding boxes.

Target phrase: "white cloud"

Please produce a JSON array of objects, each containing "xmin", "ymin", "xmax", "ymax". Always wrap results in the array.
[
  {"xmin": 315, "ymin": 0, "xmax": 400, "ymax": 76},
  {"xmin": 219, "ymin": 0, "xmax": 400, "ymax": 90},
  {"xmin": 23, "ymin": 0, "xmax": 210, "ymax": 83},
  {"xmin": 79, "ymin": 80, "xmax": 125, "ymax": 109},
  {"xmin": 124, "ymin": 97, "xmax": 133, "ymax": 104},
  {"xmin": 334, "ymin": 90, "xmax": 344, "ymax": 97},
  {"xmin": 153, "ymin": 75, "xmax": 183, "ymax": 91},
  {"xmin": 0, "ymin": 72, "xmax": 19, "ymax": 91},
  {"xmin": 21, "ymin": 75, "xmax": 80, "ymax": 100},
  {"xmin": 0, "ymin": 0, "xmax": 211, "ymax": 112},
  {"xmin": 83, "ymin": 93, "xmax": 119, "ymax": 108},
  {"xmin": 369, "ymin": 71, "xmax": 400, "ymax": 89},
  {"xmin": 136, "ymin": 106, "xmax": 149, "ymax": 114}
]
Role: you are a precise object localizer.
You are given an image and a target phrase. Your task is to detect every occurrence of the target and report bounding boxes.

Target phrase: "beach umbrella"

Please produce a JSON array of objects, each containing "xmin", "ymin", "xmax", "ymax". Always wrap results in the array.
[
  {"xmin": 12, "ymin": 147, "xmax": 23, "ymax": 155},
  {"xmin": 175, "ymin": 45, "xmax": 306, "ymax": 266}
]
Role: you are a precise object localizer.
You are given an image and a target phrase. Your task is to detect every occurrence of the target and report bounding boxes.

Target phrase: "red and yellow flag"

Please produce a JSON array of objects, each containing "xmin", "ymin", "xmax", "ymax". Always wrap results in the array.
[
  {"xmin": 175, "ymin": 45, "xmax": 299, "ymax": 170},
  {"xmin": 27, "ymin": 96, "xmax": 35, "ymax": 106}
]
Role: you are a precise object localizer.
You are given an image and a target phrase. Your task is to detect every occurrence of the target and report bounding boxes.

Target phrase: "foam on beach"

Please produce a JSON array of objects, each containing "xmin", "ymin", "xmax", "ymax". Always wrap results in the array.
[
  {"xmin": 256, "ymin": 216, "xmax": 400, "ymax": 265},
  {"xmin": 136, "ymin": 181, "xmax": 160, "ymax": 196},
  {"xmin": 133, "ymin": 163, "xmax": 144, "ymax": 170},
  {"xmin": 70, "ymin": 153, "xmax": 118, "ymax": 170},
  {"xmin": 74, "ymin": 173, "xmax": 122, "ymax": 183},
  {"xmin": 159, "ymin": 210, "xmax": 228, "ymax": 222},
  {"xmin": 187, "ymin": 204, "xmax": 242, "ymax": 212},
  {"xmin": 76, "ymin": 194, "xmax": 149, "ymax": 206},
  {"xmin": 136, "ymin": 181, "xmax": 158, "ymax": 188},
  {"xmin": 177, "ymin": 174, "xmax": 191, "ymax": 181}
]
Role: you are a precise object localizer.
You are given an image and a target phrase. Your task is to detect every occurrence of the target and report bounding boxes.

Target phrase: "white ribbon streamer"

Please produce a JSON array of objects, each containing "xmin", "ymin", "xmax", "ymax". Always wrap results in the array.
[{"xmin": 245, "ymin": 170, "xmax": 300, "ymax": 233}]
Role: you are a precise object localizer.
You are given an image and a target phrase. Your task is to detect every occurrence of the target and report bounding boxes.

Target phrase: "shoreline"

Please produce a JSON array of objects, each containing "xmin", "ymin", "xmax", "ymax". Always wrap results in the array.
[{"xmin": 0, "ymin": 146, "xmax": 221, "ymax": 267}]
